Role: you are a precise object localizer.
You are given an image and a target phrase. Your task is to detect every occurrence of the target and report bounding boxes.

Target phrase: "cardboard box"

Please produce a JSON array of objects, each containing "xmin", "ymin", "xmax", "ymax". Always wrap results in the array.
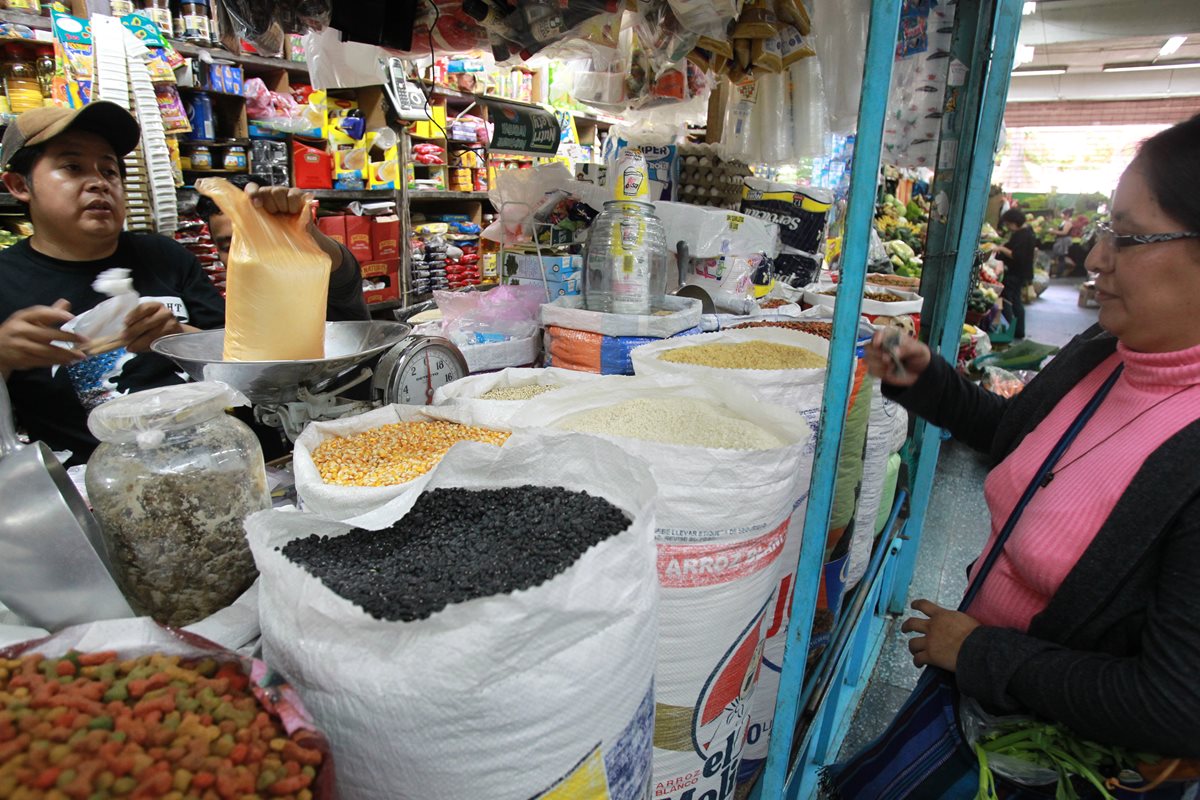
[
  {"xmin": 292, "ymin": 138, "xmax": 332, "ymax": 189},
  {"xmin": 344, "ymin": 215, "xmax": 373, "ymax": 261},
  {"xmin": 411, "ymin": 105, "xmax": 447, "ymax": 140},
  {"xmin": 316, "ymin": 215, "xmax": 346, "ymax": 247},
  {"xmin": 360, "ymin": 258, "xmax": 398, "ymax": 279},
  {"xmin": 513, "ymin": 275, "xmax": 581, "ymax": 297},
  {"xmin": 362, "ymin": 268, "xmax": 400, "ymax": 307},
  {"xmin": 503, "ymin": 253, "xmax": 582, "ymax": 280},
  {"xmin": 371, "ymin": 217, "xmax": 400, "ymax": 259}
]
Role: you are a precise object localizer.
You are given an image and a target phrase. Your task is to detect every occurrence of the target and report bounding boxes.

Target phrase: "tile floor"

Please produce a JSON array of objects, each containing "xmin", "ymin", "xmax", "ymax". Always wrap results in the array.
[{"xmin": 835, "ymin": 279, "xmax": 1100, "ymax": 760}]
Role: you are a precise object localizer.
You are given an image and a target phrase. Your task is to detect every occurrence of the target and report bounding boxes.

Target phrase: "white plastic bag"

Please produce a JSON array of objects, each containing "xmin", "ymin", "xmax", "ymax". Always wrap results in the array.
[
  {"xmin": 291, "ymin": 403, "xmax": 499, "ymax": 520},
  {"xmin": 512, "ymin": 376, "xmax": 813, "ymax": 799},
  {"xmin": 246, "ymin": 432, "xmax": 659, "ymax": 800},
  {"xmin": 846, "ymin": 380, "xmax": 908, "ymax": 589},
  {"xmin": 431, "ymin": 367, "xmax": 603, "ymax": 428}
]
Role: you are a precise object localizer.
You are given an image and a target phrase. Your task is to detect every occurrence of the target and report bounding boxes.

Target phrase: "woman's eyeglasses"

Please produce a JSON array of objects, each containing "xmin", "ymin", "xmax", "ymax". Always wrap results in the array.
[{"xmin": 1096, "ymin": 221, "xmax": 1200, "ymax": 250}]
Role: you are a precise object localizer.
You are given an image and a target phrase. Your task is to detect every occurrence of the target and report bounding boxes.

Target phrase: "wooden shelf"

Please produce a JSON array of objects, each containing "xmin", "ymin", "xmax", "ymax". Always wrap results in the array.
[
  {"xmin": 309, "ymin": 189, "xmax": 398, "ymax": 200},
  {"xmin": 409, "ymin": 190, "xmax": 490, "ymax": 201},
  {"xmin": 0, "ymin": 10, "xmax": 49, "ymax": 31},
  {"xmin": 172, "ymin": 40, "xmax": 310, "ymax": 75}
]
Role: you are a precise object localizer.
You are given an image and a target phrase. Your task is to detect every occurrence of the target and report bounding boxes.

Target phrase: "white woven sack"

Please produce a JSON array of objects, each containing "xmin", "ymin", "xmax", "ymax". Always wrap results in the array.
[
  {"xmin": 803, "ymin": 287, "xmax": 924, "ymax": 317},
  {"xmin": 431, "ymin": 367, "xmax": 605, "ymax": 428},
  {"xmin": 512, "ymin": 376, "xmax": 812, "ymax": 799},
  {"xmin": 540, "ymin": 295, "xmax": 703, "ymax": 338},
  {"xmin": 459, "ymin": 334, "xmax": 541, "ymax": 373},
  {"xmin": 846, "ymin": 378, "xmax": 892, "ymax": 589},
  {"xmin": 292, "ymin": 403, "xmax": 501, "ymax": 520},
  {"xmin": 247, "ymin": 432, "xmax": 659, "ymax": 800},
  {"xmin": 630, "ymin": 329, "xmax": 833, "ymax": 788}
]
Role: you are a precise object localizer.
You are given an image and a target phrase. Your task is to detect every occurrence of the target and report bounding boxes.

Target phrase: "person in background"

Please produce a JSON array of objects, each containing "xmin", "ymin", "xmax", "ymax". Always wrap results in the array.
[
  {"xmin": 0, "ymin": 103, "xmax": 367, "ymax": 463},
  {"xmin": 1052, "ymin": 206, "xmax": 1075, "ymax": 275},
  {"xmin": 195, "ymin": 173, "xmax": 368, "ymax": 322},
  {"xmin": 993, "ymin": 207, "xmax": 1035, "ymax": 340},
  {"xmin": 832, "ymin": 113, "xmax": 1200, "ymax": 798}
]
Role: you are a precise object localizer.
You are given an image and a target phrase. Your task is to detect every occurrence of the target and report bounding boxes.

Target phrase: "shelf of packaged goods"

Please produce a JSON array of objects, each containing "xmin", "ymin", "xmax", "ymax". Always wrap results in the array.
[
  {"xmin": 182, "ymin": 168, "xmax": 249, "ymax": 174},
  {"xmin": 180, "ymin": 138, "xmax": 251, "ymax": 146},
  {"xmin": 175, "ymin": 86, "xmax": 247, "ymax": 100},
  {"xmin": 408, "ymin": 190, "xmax": 490, "ymax": 201}
]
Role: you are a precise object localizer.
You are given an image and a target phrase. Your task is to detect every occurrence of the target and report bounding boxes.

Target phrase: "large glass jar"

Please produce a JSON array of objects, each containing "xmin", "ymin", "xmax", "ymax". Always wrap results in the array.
[
  {"xmin": 583, "ymin": 199, "xmax": 668, "ymax": 315},
  {"xmin": 3, "ymin": 44, "xmax": 43, "ymax": 114},
  {"xmin": 85, "ymin": 382, "xmax": 269, "ymax": 627}
]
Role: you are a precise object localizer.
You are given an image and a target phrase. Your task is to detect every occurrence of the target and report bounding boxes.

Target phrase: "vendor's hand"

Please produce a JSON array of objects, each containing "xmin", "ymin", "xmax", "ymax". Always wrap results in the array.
[
  {"xmin": 865, "ymin": 329, "xmax": 931, "ymax": 387},
  {"xmin": 994, "ymin": 245, "xmax": 1012, "ymax": 257},
  {"xmin": 122, "ymin": 301, "xmax": 183, "ymax": 353},
  {"xmin": 245, "ymin": 182, "xmax": 313, "ymax": 217},
  {"xmin": 0, "ymin": 300, "xmax": 87, "ymax": 376},
  {"xmin": 901, "ymin": 599, "xmax": 981, "ymax": 672}
]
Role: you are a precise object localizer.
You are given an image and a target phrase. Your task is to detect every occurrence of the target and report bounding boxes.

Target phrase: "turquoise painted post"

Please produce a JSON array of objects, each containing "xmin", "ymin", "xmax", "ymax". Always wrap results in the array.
[
  {"xmin": 887, "ymin": 0, "xmax": 1026, "ymax": 614},
  {"xmin": 751, "ymin": 1, "xmax": 902, "ymax": 797}
]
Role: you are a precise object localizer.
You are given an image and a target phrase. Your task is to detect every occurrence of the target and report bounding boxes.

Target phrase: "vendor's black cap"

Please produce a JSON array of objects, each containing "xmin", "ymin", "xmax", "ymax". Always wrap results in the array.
[{"xmin": 1, "ymin": 101, "xmax": 141, "ymax": 171}]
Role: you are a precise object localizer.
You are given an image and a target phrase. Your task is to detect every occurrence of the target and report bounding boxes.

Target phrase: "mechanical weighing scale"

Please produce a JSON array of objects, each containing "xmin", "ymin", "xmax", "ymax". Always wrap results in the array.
[{"xmin": 152, "ymin": 321, "xmax": 469, "ymax": 441}]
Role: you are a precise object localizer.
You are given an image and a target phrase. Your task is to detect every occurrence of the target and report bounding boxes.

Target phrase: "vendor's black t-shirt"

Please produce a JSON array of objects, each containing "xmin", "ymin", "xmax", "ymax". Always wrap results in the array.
[{"xmin": 0, "ymin": 232, "xmax": 368, "ymax": 463}]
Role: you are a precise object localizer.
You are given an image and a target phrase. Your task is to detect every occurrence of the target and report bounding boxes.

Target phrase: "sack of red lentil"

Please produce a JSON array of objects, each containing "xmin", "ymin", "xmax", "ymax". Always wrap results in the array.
[
  {"xmin": 246, "ymin": 432, "xmax": 659, "ymax": 800},
  {"xmin": 291, "ymin": 403, "xmax": 510, "ymax": 520},
  {"xmin": 510, "ymin": 376, "xmax": 812, "ymax": 800},
  {"xmin": 430, "ymin": 366, "xmax": 604, "ymax": 428}
]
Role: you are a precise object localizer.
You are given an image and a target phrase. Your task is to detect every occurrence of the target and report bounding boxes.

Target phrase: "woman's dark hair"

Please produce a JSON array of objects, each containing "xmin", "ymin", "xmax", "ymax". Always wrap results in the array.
[
  {"xmin": 1062, "ymin": 207, "xmax": 1074, "ymax": 216},
  {"xmin": 1000, "ymin": 208, "xmax": 1027, "ymax": 228},
  {"xmin": 1135, "ymin": 113, "xmax": 1200, "ymax": 231}
]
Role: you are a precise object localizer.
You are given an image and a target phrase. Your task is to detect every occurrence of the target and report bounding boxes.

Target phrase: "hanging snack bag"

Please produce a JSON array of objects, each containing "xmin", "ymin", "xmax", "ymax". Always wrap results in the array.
[{"xmin": 196, "ymin": 178, "xmax": 330, "ymax": 361}]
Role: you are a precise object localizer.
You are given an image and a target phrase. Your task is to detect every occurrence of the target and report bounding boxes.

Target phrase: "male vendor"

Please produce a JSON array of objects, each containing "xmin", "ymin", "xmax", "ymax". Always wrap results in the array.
[{"xmin": 0, "ymin": 102, "xmax": 368, "ymax": 462}]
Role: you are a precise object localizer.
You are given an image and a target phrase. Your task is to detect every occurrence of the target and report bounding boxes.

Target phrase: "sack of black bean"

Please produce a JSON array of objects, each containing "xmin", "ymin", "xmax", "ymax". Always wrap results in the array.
[
  {"xmin": 245, "ymin": 431, "xmax": 659, "ymax": 800},
  {"xmin": 511, "ymin": 376, "xmax": 813, "ymax": 798}
]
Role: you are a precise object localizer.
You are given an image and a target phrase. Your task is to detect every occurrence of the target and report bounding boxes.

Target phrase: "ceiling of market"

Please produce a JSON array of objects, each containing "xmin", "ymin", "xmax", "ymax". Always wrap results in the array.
[{"xmin": 1009, "ymin": 0, "xmax": 1200, "ymax": 102}]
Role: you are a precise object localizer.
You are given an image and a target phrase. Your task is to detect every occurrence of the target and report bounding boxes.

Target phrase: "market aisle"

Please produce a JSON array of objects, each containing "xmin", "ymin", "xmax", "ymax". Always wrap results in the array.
[{"xmin": 835, "ymin": 277, "xmax": 1099, "ymax": 761}]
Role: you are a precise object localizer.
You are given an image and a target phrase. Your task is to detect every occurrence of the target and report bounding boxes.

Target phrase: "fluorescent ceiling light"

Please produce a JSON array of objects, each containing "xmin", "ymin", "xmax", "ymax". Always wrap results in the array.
[
  {"xmin": 1102, "ymin": 59, "xmax": 1200, "ymax": 72},
  {"xmin": 1012, "ymin": 66, "xmax": 1068, "ymax": 76},
  {"xmin": 1159, "ymin": 36, "xmax": 1187, "ymax": 57},
  {"xmin": 1015, "ymin": 44, "xmax": 1036, "ymax": 66},
  {"xmin": 1022, "ymin": 1, "xmax": 1037, "ymax": 15}
]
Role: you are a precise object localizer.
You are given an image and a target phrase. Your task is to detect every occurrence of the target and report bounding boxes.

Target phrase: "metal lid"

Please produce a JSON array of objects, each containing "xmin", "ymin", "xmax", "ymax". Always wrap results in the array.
[{"xmin": 87, "ymin": 381, "xmax": 249, "ymax": 446}]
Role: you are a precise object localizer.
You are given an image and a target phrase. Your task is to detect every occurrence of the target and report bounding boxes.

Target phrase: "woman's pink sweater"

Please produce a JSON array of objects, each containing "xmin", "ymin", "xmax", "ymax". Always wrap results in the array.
[{"xmin": 969, "ymin": 341, "xmax": 1200, "ymax": 630}]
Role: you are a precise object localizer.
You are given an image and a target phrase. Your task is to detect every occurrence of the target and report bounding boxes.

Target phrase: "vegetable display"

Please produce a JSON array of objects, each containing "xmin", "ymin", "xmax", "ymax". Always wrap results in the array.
[{"xmin": 0, "ymin": 651, "xmax": 324, "ymax": 800}]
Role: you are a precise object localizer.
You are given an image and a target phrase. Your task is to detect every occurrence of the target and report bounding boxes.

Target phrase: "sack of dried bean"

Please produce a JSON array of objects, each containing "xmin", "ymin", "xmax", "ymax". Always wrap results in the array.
[
  {"xmin": 0, "ymin": 618, "xmax": 333, "ymax": 799},
  {"xmin": 291, "ymin": 404, "xmax": 510, "ymax": 520},
  {"xmin": 246, "ymin": 432, "xmax": 658, "ymax": 800},
  {"xmin": 511, "ymin": 376, "xmax": 813, "ymax": 799},
  {"xmin": 430, "ymin": 366, "xmax": 604, "ymax": 427}
]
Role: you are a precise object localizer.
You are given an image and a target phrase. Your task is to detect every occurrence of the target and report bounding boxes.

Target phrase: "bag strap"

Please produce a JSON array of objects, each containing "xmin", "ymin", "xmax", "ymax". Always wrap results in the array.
[{"xmin": 959, "ymin": 363, "xmax": 1124, "ymax": 612}]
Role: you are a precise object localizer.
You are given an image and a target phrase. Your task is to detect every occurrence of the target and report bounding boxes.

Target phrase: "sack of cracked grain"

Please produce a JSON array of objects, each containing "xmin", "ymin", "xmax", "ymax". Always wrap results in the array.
[
  {"xmin": 245, "ymin": 432, "xmax": 658, "ymax": 800},
  {"xmin": 430, "ymin": 366, "xmax": 603, "ymax": 428},
  {"xmin": 510, "ymin": 376, "xmax": 812, "ymax": 800},
  {"xmin": 196, "ymin": 178, "xmax": 330, "ymax": 362},
  {"xmin": 291, "ymin": 403, "xmax": 510, "ymax": 520}
]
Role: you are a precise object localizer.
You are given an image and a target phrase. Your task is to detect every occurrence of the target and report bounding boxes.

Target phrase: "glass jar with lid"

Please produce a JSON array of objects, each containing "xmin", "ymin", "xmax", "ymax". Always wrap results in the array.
[
  {"xmin": 85, "ymin": 381, "xmax": 270, "ymax": 627},
  {"xmin": 2, "ymin": 43, "xmax": 43, "ymax": 114},
  {"xmin": 34, "ymin": 45, "xmax": 54, "ymax": 99}
]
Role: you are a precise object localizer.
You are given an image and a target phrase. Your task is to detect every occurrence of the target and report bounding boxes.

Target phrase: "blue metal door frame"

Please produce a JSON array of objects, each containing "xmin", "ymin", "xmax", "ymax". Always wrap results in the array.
[
  {"xmin": 888, "ymin": 0, "xmax": 1025, "ymax": 614},
  {"xmin": 750, "ymin": 1, "xmax": 902, "ymax": 796},
  {"xmin": 750, "ymin": 0, "xmax": 1027, "ymax": 796}
]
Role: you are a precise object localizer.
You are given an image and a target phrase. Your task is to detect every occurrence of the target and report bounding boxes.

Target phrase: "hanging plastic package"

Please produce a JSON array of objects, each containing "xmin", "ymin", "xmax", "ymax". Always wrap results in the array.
[
  {"xmin": 246, "ymin": 431, "xmax": 658, "ymax": 800},
  {"xmin": 60, "ymin": 269, "xmax": 141, "ymax": 410},
  {"xmin": 740, "ymin": 178, "xmax": 834, "ymax": 287},
  {"xmin": 196, "ymin": 178, "xmax": 330, "ymax": 361},
  {"xmin": 510, "ymin": 375, "xmax": 812, "ymax": 800}
]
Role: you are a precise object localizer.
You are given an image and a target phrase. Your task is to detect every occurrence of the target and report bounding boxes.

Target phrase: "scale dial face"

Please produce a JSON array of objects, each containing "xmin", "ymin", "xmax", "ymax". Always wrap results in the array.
[{"xmin": 390, "ymin": 338, "xmax": 468, "ymax": 405}]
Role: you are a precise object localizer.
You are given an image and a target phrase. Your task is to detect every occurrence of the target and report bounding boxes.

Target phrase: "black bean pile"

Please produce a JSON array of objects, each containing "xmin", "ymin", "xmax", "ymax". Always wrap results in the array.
[{"xmin": 282, "ymin": 486, "xmax": 631, "ymax": 622}]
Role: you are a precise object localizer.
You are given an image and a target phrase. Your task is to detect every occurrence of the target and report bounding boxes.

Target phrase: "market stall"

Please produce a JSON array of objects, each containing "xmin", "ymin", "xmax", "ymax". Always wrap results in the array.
[{"xmin": 0, "ymin": 1, "xmax": 1032, "ymax": 798}]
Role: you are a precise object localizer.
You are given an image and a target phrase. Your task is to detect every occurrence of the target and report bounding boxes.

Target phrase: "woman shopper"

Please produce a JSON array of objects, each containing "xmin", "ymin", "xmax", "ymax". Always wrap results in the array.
[
  {"xmin": 1052, "ymin": 206, "xmax": 1075, "ymax": 275},
  {"xmin": 994, "ymin": 208, "xmax": 1036, "ymax": 339},
  {"xmin": 827, "ymin": 114, "xmax": 1200, "ymax": 798}
]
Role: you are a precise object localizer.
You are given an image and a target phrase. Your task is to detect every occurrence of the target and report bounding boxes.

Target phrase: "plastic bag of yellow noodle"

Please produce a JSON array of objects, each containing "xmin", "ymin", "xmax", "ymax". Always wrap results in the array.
[{"xmin": 196, "ymin": 178, "xmax": 331, "ymax": 361}]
